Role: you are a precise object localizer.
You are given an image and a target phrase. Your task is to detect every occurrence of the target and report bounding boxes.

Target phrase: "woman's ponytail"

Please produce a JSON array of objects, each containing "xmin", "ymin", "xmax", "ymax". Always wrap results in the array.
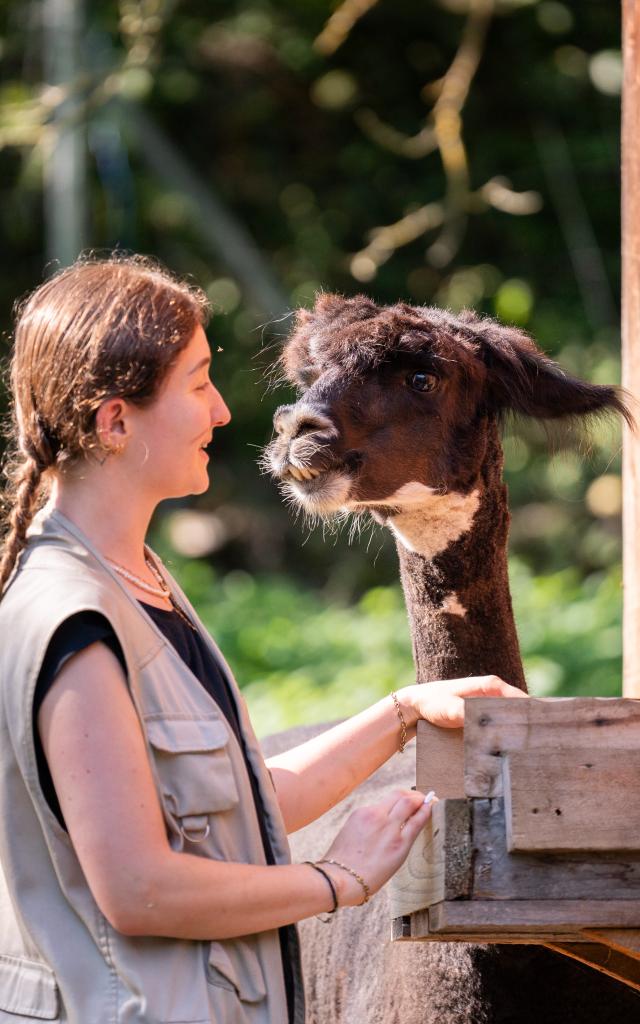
[{"xmin": 0, "ymin": 456, "xmax": 44, "ymax": 596}]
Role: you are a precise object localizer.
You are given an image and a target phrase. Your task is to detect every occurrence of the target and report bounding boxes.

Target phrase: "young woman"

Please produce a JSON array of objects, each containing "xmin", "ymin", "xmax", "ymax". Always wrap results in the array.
[{"xmin": 0, "ymin": 255, "xmax": 525, "ymax": 1024}]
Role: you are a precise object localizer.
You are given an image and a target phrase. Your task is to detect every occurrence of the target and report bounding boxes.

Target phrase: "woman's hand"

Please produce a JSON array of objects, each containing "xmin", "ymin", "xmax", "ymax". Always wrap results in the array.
[
  {"xmin": 319, "ymin": 789, "xmax": 435, "ymax": 907},
  {"xmin": 398, "ymin": 675, "xmax": 527, "ymax": 731}
]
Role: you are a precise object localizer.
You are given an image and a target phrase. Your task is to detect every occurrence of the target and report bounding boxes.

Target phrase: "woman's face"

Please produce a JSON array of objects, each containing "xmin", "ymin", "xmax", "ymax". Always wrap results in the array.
[{"xmin": 126, "ymin": 324, "xmax": 231, "ymax": 501}]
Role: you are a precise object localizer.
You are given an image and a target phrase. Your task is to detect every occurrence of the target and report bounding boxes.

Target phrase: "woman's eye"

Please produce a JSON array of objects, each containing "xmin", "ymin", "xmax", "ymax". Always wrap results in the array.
[{"xmin": 407, "ymin": 371, "xmax": 438, "ymax": 393}]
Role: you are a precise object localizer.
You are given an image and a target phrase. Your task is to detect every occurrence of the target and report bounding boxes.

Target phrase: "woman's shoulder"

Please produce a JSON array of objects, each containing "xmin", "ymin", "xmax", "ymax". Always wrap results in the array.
[
  {"xmin": 0, "ymin": 526, "xmax": 161, "ymax": 679},
  {"xmin": 2, "ymin": 539, "xmax": 118, "ymax": 623}
]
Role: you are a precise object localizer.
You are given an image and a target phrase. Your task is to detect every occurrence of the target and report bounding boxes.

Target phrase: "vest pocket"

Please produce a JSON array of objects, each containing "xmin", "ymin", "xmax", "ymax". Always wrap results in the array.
[
  {"xmin": 0, "ymin": 954, "xmax": 60, "ymax": 1021},
  {"xmin": 146, "ymin": 716, "xmax": 240, "ymax": 828},
  {"xmin": 207, "ymin": 938, "xmax": 267, "ymax": 1003}
]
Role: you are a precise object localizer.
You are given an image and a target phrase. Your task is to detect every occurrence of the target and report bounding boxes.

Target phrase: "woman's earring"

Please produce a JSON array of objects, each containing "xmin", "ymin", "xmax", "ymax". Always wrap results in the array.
[{"xmin": 97, "ymin": 441, "xmax": 125, "ymax": 465}]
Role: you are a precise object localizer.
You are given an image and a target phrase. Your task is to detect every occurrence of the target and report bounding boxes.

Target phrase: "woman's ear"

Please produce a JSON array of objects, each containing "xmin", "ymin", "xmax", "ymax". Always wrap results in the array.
[
  {"xmin": 468, "ymin": 315, "xmax": 634, "ymax": 428},
  {"xmin": 95, "ymin": 397, "xmax": 130, "ymax": 451}
]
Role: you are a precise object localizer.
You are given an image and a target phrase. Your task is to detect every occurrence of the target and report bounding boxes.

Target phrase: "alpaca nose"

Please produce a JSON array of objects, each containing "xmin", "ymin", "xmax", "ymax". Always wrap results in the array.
[{"xmin": 273, "ymin": 404, "xmax": 334, "ymax": 441}]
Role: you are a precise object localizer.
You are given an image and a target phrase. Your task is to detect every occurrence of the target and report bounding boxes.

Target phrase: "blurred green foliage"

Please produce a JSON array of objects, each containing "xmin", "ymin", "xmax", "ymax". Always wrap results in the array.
[
  {"xmin": 169, "ymin": 551, "xmax": 623, "ymax": 736},
  {"xmin": 0, "ymin": 0, "xmax": 628, "ymax": 719}
]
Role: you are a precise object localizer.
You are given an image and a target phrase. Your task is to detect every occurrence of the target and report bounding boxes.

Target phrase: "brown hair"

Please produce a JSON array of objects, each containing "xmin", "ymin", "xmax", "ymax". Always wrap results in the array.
[{"xmin": 0, "ymin": 253, "xmax": 210, "ymax": 595}]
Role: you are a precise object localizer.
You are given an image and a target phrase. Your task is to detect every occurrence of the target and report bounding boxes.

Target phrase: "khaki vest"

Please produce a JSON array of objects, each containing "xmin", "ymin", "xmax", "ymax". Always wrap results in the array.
[{"xmin": 0, "ymin": 507, "xmax": 304, "ymax": 1024}]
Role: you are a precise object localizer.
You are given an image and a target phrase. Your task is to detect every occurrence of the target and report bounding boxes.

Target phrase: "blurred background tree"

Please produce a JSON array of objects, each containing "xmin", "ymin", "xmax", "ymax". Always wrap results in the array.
[{"xmin": 0, "ymin": 0, "xmax": 625, "ymax": 729}]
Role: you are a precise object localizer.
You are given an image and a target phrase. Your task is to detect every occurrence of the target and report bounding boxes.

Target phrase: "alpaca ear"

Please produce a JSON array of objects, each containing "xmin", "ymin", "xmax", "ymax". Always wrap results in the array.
[
  {"xmin": 476, "ymin": 318, "xmax": 633, "ymax": 426},
  {"xmin": 313, "ymin": 292, "xmax": 345, "ymax": 316},
  {"xmin": 294, "ymin": 307, "xmax": 314, "ymax": 328}
]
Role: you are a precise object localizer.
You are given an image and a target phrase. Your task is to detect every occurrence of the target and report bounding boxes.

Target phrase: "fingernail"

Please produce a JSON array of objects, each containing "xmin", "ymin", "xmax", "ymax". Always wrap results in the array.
[{"xmin": 423, "ymin": 790, "xmax": 437, "ymax": 806}]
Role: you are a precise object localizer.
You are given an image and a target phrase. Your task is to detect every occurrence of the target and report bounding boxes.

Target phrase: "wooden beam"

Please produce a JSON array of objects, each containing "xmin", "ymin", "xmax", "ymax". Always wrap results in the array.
[
  {"xmin": 43, "ymin": 0, "xmax": 87, "ymax": 266},
  {"xmin": 463, "ymin": 698, "xmax": 640, "ymax": 797},
  {"xmin": 408, "ymin": 927, "xmax": 588, "ymax": 944},
  {"xmin": 584, "ymin": 930, "xmax": 640, "ymax": 962},
  {"xmin": 426, "ymin": 900, "xmax": 640, "ymax": 933},
  {"xmin": 622, "ymin": 0, "xmax": 640, "ymax": 698},
  {"xmin": 416, "ymin": 720, "xmax": 464, "ymax": 797},
  {"xmin": 502, "ymin": 750, "xmax": 640, "ymax": 853},
  {"xmin": 545, "ymin": 942, "xmax": 640, "ymax": 993},
  {"xmin": 388, "ymin": 798, "xmax": 471, "ymax": 918},
  {"xmin": 471, "ymin": 799, "xmax": 640, "ymax": 900}
]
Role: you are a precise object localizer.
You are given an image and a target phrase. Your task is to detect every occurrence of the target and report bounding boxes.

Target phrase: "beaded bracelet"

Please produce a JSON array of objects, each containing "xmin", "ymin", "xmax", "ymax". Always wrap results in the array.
[
  {"xmin": 318, "ymin": 858, "xmax": 371, "ymax": 906},
  {"xmin": 390, "ymin": 691, "xmax": 407, "ymax": 753},
  {"xmin": 305, "ymin": 861, "xmax": 338, "ymax": 917}
]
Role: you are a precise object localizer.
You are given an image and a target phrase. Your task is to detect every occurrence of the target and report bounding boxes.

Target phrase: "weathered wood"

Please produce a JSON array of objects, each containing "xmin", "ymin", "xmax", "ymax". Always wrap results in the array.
[
  {"xmin": 408, "ymin": 907, "xmax": 589, "ymax": 943},
  {"xmin": 463, "ymin": 698, "xmax": 640, "ymax": 798},
  {"xmin": 390, "ymin": 916, "xmax": 412, "ymax": 941},
  {"xmin": 471, "ymin": 799, "xmax": 640, "ymax": 901},
  {"xmin": 622, "ymin": 0, "xmax": 640, "ymax": 699},
  {"xmin": 427, "ymin": 900, "xmax": 640, "ymax": 933},
  {"xmin": 388, "ymin": 798, "xmax": 471, "ymax": 918},
  {"xmin": 584, "ymin": 929, "xmax": 640, "ymax": 961},
  {"xmin": 546, "ymin": 942, "xmax": 640, "ymax": 993},
  {"xmin": 502, "ymin": 750, "xmax": 640, "ymax": 853},
  {"xmin": 416, "ymin": 720, "xmax": 464, "ymax": 797}
]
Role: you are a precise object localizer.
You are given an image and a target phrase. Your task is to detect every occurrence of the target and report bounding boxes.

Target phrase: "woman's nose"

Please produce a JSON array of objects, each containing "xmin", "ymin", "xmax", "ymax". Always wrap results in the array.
[{"xmin": 211, "ymin": 386, "xmax": 231, "ymax": 427}]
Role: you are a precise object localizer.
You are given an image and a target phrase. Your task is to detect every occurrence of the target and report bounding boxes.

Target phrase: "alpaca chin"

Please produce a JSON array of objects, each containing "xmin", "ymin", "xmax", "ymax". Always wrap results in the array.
[{"xmin": 282, "ymin": 470, "xmax": 353, "ymax": 516}]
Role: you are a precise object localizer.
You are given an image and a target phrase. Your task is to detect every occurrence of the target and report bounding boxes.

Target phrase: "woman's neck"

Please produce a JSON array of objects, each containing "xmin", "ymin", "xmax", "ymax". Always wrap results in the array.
[{"xmin": 50, "ymin": 468, "xmax": 157, "ymax": 577}]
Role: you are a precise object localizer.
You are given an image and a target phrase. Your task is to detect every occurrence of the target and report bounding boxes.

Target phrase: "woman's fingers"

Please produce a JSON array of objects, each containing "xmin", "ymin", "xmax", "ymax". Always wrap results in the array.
[
  {"xmin": 397, "ymin": 799, "xmax": 433, "ymax": 844},
  {"xmin": 323, "ymin": 786, "xmax": 437, "ymax": 905},
  {"xmin": 467, "ymin": 675, "xmax": 528, "ymax": 698},
  {"xmin": 405, "ymin": 675, "xmax": 528, "ymax": 730},
  {"xmin": 386, "ymin": 789, "xmax": 431, "ymax": 826}
]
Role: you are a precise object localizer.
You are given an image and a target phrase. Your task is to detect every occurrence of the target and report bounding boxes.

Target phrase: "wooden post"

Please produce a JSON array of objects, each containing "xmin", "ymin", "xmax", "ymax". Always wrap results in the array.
[
  {"xmin": 622, "ymin": 1, "xmax": 640, "ymax": 697},
  {"xmin": 43, "ymin": 0, "xmax": 87, "ymax": 267}
]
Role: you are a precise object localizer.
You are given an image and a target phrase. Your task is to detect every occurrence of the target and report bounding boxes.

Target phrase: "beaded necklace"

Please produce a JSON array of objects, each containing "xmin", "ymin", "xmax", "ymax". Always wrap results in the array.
[{"xmin": 106, "ymin": 552, "xmax": 198, "ymax": 632}]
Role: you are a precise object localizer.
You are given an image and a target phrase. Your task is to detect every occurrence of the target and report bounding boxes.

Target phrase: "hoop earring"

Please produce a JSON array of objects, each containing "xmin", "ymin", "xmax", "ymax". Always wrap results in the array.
[
  {"xmin": 139, "ymin": 440, "xmax": 149, "ymax": 467},
  {"xmin": 96, "ymin": 442, "xmax": 125, "ymax": 466}
]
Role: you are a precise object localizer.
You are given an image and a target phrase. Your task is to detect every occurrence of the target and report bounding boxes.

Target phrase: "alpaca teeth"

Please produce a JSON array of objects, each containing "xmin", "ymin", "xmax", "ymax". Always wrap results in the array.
[{"xmin": 288, "ymin": 465, "xmax": 322, "ymax": 482}]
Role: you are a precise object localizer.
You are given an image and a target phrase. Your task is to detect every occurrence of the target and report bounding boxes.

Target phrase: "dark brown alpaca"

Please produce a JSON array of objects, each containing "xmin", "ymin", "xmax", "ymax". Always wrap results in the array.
[{"xmin": 263, "ymin": 294, "xmax": 639, "ymax": 1023}]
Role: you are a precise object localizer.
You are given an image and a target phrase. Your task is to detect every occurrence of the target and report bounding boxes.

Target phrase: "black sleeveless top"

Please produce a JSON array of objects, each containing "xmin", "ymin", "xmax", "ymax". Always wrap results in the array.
[{"xmin": 32, "ymin": 604, "xmax": 297, "ymax": 1022}]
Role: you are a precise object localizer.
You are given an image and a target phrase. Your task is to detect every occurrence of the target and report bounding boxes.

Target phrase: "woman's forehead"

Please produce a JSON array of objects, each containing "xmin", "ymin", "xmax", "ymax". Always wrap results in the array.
[{"xmin": 181, "ymin": 324, "xmax": 212, "ymax": 372}]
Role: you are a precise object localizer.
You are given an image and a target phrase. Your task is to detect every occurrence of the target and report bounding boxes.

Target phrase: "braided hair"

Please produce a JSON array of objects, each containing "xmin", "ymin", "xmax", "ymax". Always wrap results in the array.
[{"xmin": 0, "ymin": 253, "xmax": 210, "ymax": 596}]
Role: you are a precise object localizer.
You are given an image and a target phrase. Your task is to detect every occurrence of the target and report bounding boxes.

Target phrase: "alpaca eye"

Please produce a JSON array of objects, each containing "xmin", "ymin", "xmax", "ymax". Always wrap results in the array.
[{"xmin": 407, "ymin": 371, "xmax": 438, "ymax": 393}]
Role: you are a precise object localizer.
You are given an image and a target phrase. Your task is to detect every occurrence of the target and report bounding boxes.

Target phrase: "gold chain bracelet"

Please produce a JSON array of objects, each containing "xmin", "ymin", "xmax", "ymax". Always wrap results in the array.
[
  {"xmin": 318, "ymin": 859, "xmax": 371, "ymax": 906},
  {"xmin": 390, "ymin": 691, "xmax": 407, "ymax": 753}
]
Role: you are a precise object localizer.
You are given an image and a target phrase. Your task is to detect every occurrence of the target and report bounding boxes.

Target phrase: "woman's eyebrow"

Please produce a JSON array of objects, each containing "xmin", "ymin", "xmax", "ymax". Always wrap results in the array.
[{"xmin": 187, "ymin": 356, "xmax": 211, "ymax": 375}]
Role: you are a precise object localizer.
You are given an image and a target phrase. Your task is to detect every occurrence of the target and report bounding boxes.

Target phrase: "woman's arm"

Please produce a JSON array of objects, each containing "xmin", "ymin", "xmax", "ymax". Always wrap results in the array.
[
  {"xmin": 267, "ymin": 678, "xmax": 527, "ymax": 833},
  {"xmin": 38, "ymin": 642, "xmax": 431, "ymax": 938}
]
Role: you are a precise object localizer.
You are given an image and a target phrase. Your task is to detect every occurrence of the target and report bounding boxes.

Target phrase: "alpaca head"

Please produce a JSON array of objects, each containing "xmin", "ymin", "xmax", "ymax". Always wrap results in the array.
[{"xmin": 265, "ymin": 294, "xmax": 630, "ymax": 521}]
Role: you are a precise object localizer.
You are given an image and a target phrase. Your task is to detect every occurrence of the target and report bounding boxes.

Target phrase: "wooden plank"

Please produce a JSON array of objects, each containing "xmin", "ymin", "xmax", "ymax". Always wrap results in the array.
[
  {"xmin": 584, "ymin": 930, "xmax": 640, "ymax": 962},
  {"xmin": 416, "ymin": 720, "xmax": 464, "ymax": 797},
  {"xmin": 622, "ymin": 0, "xmax": 640, "ymax": 699},
  {"xmin": 471, "ymin": 799, "xmax": 640, "ymax": 901},
  {"xmin": 388, "ymin": 798, "xmax": 471, "ymax": 918},
  {"xmin": 463, "ymin": 698, "xmax": 640, "ymax": 798},
  {"xmin": 502, "ymin": 750, "xmax": 640, "ymax": 853},
  {"xmin": 391, "ymin": 916, "xmax": 412, "ymax": 941},
  {"xmin": 546, "ymin": 942, "xmax": 640, "ymax": 993},
  {"xmin": 407, "ymin": 908, "xmax": 588, "ymax": 943},
  {"xmin": 427, "ymin": 900, "xmax": 640, "ymax": 934}
]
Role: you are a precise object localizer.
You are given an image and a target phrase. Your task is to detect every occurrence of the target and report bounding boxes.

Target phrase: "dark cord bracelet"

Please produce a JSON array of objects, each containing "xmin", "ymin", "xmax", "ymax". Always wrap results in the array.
[{"xmin": 304, "ymin": 861, "xmax": 338, "ymax": 918}]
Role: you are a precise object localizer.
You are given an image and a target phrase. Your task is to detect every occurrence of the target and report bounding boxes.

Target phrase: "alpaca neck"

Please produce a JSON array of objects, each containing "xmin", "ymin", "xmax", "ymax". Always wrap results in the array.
[{"xmin": 385, "ymin": 459, "xmax": 526, "ymax": 691}]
